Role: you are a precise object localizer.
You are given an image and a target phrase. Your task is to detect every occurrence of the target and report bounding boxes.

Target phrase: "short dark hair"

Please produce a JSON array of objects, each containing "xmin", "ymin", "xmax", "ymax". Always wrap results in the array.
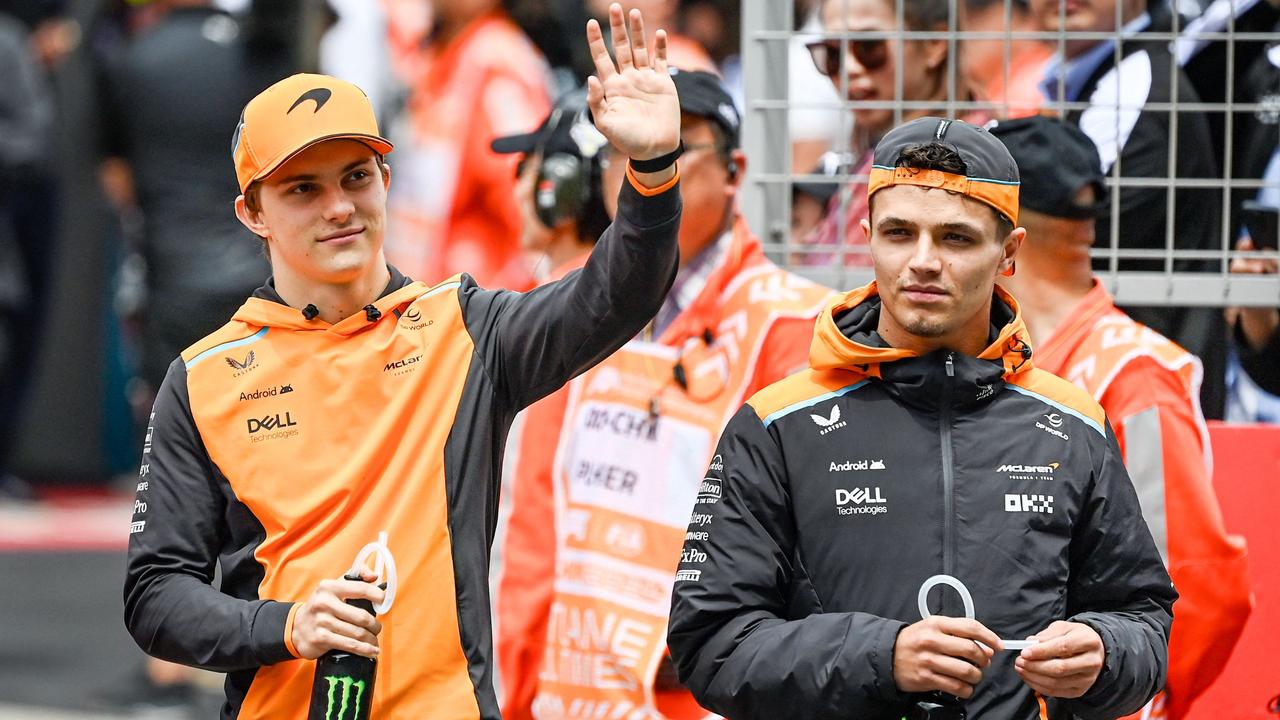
[{"xmin": 883, "ymin": 141, "xmax": 1015, "ymax": 239}]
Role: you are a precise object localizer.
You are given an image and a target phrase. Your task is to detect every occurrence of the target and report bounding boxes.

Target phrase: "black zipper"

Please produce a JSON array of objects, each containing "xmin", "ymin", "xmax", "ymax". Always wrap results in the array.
[{"xmin": 941, "ymin": 352, "xmax": 956, "ymax": 588}]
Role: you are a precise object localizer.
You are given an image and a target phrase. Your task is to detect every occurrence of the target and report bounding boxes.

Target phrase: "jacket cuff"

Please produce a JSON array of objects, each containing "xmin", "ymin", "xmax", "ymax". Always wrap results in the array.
[
  {"xmin": 869, "ymin": 618, "xmax": 909, "ymax": 702},
  {"xmin": 283, "ymin": 602, "xmax": 302, "ymax": 659},
  {"xmin": 251, "ymin": 600, "xmax": 298, "ymax": 665},
  {"xmin": 1070, "ymin": 613, "xmax": 1118, "ymax": 705},
  {"xmin": 619, "ymin": 167, "xmax": 681, "ymax": 229}
]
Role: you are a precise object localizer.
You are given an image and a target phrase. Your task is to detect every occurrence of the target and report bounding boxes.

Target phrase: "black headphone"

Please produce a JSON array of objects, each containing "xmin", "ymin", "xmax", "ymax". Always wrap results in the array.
[{"xmin": 533, "ymin": 94, "xmax": 607, "ymax": 234}]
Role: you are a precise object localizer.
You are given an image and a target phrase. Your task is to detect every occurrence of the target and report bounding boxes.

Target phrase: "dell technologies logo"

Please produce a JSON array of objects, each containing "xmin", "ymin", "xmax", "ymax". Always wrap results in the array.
[
  {"xmin": 247, "ymin": 412, "xmax": 299, "ymax": 443},
  {"xmin": 835, "ymin": 487, "xmax": 887, "ymax": 516}
]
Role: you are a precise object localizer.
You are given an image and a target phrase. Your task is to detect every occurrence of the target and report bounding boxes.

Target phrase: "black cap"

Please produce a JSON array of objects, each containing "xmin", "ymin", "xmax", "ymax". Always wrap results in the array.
[
  {"xmin": 988, "ymin": 116, "xmax": 1105, "ymax": 220},
  {"xmin": 870, "ymin": 117, "xmax": 1021, "ymax": 224},
  {"xmin": 669, "ymin": 68, "xmax": 740, "ymax": 148},
  {"xmin": 491, "ymin": 88, "xmax": 607, "ymax": 160}
]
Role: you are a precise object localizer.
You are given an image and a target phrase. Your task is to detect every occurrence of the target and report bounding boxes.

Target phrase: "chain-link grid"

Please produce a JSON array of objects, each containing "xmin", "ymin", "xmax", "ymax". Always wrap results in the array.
[{"xmin": 741, "ymin": 0, "xmax": 1280, "ymax": 307}]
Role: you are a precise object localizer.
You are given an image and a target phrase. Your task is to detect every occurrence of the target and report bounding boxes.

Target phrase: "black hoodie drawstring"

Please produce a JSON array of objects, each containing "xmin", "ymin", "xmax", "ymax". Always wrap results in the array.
[
  {"xmin": 1008, "ymin": 337, "xmax": 1033, "ymax": 373},
  {"xmin": 300, "ymin": 304, "xmax": 382, "ymax": 322}
]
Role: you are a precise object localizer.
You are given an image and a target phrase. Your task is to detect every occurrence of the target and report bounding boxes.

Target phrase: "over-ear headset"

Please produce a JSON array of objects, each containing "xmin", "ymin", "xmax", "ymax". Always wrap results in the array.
[{"xmin": 532, "ymin": 94, "xmax": 607, "ymax": 236}]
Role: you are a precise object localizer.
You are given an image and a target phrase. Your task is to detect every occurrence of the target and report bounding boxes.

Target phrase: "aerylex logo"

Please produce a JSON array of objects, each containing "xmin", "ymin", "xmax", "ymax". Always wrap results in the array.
[
  {"xmin": 835, "ymin": 487, "xmax": 888, "ymax": 515},
  {"xmin": 811, "ymin": 405, "xmax": 846, "ymax": 435}
]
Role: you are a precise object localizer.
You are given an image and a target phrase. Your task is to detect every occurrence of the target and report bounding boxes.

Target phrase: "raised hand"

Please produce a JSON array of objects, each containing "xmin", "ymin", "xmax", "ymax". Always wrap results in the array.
[{"xmin": 585, "ymin": 4, "xmax": 680, "ymax": 163}]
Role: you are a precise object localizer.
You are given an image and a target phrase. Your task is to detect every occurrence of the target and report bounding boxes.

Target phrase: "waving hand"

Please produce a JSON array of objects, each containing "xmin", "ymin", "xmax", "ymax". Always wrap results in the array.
[{"xmin": 585, "ymin": 4, "xmax": 681, "ymax": 164}]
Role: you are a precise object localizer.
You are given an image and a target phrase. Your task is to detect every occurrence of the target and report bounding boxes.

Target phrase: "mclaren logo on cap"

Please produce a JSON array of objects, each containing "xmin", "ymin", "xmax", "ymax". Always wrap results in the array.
[{"xmin": 288, "ymin": 87, "xmax": 333, "ymax": 114}]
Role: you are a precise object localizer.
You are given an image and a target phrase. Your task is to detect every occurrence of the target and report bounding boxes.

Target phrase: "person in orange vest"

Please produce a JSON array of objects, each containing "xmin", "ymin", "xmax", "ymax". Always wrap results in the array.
[
  {"xmin": 123, "ymin": 7, "xmax": 688, "ymax": 717},
  {"xmin": 382, "ymin": 0, "xmax": 552, "ymax": 290},
  {"xmin": 493, "ymin": 69, "xmax": 835, "ymax": 720},
  {"xmin": 993, "ymin": 116, "xmax": 1253, "ymax": 720}
]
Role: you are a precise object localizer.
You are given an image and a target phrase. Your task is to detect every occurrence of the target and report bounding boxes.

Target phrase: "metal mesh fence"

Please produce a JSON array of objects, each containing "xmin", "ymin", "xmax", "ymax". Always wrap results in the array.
[{"xmin": 741, "ymin": 0, "xmax": 1280, "ymax": 307}]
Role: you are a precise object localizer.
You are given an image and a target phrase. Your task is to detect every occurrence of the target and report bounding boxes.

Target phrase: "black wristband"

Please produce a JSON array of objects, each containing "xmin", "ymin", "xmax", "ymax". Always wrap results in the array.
[{"xmin": 629, "ymin": 141, "xmax": 684, "ymax": 173}]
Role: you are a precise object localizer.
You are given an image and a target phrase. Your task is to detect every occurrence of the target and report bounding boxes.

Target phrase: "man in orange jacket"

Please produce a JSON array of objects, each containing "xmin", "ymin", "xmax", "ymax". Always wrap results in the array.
[
  {"xmin": 494, "ymin": 69, "xmax": 834, "ymax": 720},
  {"xmin": 994, "ymin": 116, "xmax": 1252, "ymax": 720},
  {"xmin": 124, "ymin": 8, "xmax": 688, "ymax": 718}
]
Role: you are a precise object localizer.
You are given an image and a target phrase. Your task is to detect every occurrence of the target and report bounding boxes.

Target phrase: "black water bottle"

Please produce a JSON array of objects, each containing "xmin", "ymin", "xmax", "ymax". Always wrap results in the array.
[{"xmin": 307, "ymin": 573, "xmax": 377, "ymax": 720}]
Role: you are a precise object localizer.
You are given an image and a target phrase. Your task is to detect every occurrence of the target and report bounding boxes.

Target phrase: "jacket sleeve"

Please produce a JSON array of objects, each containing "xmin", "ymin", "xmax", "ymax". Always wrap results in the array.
[
  {"xmin": 668, "ymin": 405, "xmax": 907, "ymax": 720},
  {"xmin": 496, "ymin": 388, "xmax": 568, "ymax": 719},
  {"xmin": 123, "ymin": 358, "xmax": 296, "ymax": 672},
  {"xmin": 1061, "ymin": 418, "xmax": 1178, "ymax": 720},
  {"xmin": 1105, "ymin": 358, "xmax": 1252, "ymax": 719},
  {"xmin": 459, "ymin": 174, "xmax": 681, "ymax": 411}
]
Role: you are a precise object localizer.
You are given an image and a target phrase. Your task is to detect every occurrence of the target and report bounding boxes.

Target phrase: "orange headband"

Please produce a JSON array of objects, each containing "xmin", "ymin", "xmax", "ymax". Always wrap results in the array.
[{"xmin": 868, "ymin": 165, "xmax": 1019, "ymax": 225}]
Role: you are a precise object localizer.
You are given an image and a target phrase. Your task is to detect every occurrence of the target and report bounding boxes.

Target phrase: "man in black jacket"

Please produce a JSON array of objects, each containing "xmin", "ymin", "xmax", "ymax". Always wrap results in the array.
[{"xmin": 667, "ymin": 117, "xmax": 1175, "ymax": 719}]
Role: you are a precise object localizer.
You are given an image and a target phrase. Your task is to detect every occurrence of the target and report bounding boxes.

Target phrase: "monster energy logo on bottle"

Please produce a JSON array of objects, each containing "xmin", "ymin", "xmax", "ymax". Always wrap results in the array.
[{"xmin": 322, "ymin": 675, "xmax": 366, "ymax": 720}]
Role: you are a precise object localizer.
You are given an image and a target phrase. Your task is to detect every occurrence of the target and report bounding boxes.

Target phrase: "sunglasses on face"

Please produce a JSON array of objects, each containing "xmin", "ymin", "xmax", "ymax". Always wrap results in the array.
[{"xmin": 806, "ymin": 38, "xmax": 890, "ymax": 77}]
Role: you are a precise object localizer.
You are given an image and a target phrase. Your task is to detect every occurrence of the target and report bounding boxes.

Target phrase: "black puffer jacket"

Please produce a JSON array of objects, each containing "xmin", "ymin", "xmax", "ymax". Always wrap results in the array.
[{"xmin": 667, "ymin": 283, "xmax": 1176, "ymax": 719}]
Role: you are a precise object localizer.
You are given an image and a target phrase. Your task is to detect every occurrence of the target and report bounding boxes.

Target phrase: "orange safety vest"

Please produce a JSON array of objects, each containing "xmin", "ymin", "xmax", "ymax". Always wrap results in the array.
[
  {"xmin": 1033, "ymin": 282, "xmax": 1253, "ymax": 720},
  {"xmin": 497, "ymin": 219, "xmax": 833, "ymax": 720},
  {"xmin": 384, "ymin": 10, "xmax": 550, "ymax": 290}
]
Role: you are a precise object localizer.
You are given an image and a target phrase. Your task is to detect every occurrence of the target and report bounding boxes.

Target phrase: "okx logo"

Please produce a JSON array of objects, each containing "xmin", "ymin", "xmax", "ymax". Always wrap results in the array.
[{"xmin": 320, "ymin": 674, "xmax": 367, "ymax": 720}]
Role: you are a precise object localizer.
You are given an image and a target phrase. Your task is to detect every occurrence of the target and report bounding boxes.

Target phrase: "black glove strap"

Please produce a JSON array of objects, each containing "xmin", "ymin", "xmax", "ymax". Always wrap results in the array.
[{"xmin": 629, "ymin": 140, "xmax": 685, "ymax": 173}]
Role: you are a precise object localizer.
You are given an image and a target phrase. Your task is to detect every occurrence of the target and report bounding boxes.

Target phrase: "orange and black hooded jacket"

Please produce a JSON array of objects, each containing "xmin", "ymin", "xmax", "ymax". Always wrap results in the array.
[
  {"xmin": 123, "ymin": 177, "xmax": 680, "ymax": 719},
  {"xmin": 668, "ymin": 283, "xmax": 1177, "ymax": 720}
]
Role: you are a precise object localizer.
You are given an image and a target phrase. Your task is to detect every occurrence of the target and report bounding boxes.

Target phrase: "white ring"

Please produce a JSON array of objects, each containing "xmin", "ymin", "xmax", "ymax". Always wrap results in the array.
[
  {"xmin": 351, "ymin": 531, "xmax": 397, "ymax": 615},
  {"xmin": 917, "ymin": 574, "xmax": 976, "ymax": 621}
]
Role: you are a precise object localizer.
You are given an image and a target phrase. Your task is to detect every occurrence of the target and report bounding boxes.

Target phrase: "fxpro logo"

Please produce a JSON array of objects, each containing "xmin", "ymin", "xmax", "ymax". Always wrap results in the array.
[
  {"xmin": 810, "ymin": 404, "xmax": 846, "ymax": 435},
  {"xmin": 835, "ymin": 487, "xmax": 888, "ymax": 516},
  {"xmin": 319, "ymin": 674, "xmax": 367, "ymax": 720},
  {"xmin": 1036, "ymin": 413, "xmax": 1070, "ymax": 441}
]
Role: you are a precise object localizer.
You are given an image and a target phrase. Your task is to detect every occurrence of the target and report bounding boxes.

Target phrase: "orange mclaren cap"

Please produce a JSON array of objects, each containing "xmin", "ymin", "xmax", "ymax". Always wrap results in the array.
[{"xmin": 232, "ymin": 73, "xmax": 394, "ymax": 192}]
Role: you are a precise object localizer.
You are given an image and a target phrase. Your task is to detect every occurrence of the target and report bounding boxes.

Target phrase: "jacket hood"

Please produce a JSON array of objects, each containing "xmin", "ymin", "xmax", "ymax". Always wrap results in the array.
[
  {"xmin": 810, "ymin": 281, "xmax": 1034, "ymax": 379},
  {"xmin": 231, "ymin": 265, "xmax": 429, "ymax": 336}
]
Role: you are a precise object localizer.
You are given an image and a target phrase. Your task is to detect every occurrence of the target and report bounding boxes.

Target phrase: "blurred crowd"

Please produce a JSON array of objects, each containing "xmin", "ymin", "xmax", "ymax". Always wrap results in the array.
[{"xmin": 0, "ymin": 0, "xmax": 1277, "ymax": 482}]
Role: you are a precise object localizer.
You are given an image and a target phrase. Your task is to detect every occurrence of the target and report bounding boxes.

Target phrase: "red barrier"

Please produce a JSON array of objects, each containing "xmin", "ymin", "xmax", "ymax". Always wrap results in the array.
[{"xmin": 1185, "ymin": 422, "xmax": 1280, "ymax": 719}]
